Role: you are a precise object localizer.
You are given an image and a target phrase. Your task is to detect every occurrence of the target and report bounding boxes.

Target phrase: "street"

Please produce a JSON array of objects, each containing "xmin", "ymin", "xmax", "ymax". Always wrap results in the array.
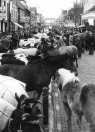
[{"xmin": 49, "ymin": 51, "xmax": 95, "ymax": 132}]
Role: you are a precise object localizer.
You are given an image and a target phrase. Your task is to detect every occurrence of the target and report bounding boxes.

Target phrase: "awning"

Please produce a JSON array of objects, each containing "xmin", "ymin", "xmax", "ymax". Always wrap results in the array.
[
  {"xmin": 12, "ymin": 21, "xmax": 24, "ymax": 28},
  {"xmin": 77, "ymin": 25, "xmax": 85, "ymax": 28}
]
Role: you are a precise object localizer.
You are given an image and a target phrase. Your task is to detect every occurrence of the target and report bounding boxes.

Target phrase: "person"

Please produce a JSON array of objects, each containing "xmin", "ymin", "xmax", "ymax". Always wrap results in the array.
[
  {"xmin": 65, "ymin": 31, "xmax": 69, "ymax": 46},
  {"xmin": 69, "ymin": 32, "xmax": 73, "ymax": 46},
  {"xmin": 11, "ymin": 31, "xmax": 19, "ymax": 49},
  {"xmin": 24, "ymin": 31, "xmax": 28, "ymax": 39},
  {"xmin": 79, "ymin": 33, "xmax": 85, "ymax": 53},
  {"xmin": 76, "ymin": 35, "xmax": 81, "ymax": 58},
  {"xmin": 88, "ymin": 31, "xmax": 94, "ymax": 55}
]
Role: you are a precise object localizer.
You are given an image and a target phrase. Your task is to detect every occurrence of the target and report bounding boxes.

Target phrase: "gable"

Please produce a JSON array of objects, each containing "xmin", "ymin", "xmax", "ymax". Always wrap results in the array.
[
  {"xmin": 88, "ymin": 5, "xmax": 95, "ymax": 11},
  {"xmin": 81, "ymin": 5, "xmax": 95, "ymax": 16}
]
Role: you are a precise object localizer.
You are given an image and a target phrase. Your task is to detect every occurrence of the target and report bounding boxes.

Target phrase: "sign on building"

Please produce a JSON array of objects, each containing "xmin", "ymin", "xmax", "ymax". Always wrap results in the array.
[
  {"xmin": 0, "ymin": 5, "xmax": 6, "ymax": 12},
  {"xmin": 0, "ymin": 2, "xmax": 6, "ymax": 20},
  {"xmin": 0, "ymin": 13, "xmax": 6, "ymax": 19}
]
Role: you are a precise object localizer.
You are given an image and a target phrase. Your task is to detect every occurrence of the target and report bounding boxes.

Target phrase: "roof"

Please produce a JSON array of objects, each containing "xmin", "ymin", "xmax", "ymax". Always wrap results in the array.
[
  {"xmin": 77, "ymin": 25, "xmax": 85, "ymax": 28},
  {"xmin": 81, "ymin": 5, "xmax": 95, "ymax": 16},
  {"xmin": 17, "ymin": 0, "xmax": 27, "ymax": 10},
  {"xmin": 88, "ymin": 5, "xmax": 95, "ymax": 12}
]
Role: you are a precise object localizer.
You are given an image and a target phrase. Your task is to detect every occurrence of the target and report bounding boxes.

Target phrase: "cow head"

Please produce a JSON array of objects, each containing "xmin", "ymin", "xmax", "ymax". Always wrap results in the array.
[
  {"xmin": 15, "ymin": 93, "xmax": 43, "ymax": 116},
  {"xmin": 10, "ymin": 109, "xmax": 45, "ymax": 132}
]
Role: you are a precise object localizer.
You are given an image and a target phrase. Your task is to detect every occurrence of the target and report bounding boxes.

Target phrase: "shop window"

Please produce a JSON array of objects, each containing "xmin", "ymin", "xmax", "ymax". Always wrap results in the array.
[
  {"xmin": 4, "ymin": 1, "xmax": 5, "ymax": 6},
  {"xmin": 1, "ymin": 20, "xmax": 3, "ymax": 32}
]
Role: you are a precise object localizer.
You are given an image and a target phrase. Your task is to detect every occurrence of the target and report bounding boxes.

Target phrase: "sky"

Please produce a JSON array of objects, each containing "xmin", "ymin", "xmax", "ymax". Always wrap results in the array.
[{"xmin": 26, "ymin": 0, "xmax": 81, "ymax": 19}]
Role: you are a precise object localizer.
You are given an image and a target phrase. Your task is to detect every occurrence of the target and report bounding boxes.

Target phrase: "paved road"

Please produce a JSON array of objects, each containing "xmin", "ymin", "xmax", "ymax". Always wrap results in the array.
[{"xmin": 49, "ymin": 51, "xmax": 95, "ymax": 132}]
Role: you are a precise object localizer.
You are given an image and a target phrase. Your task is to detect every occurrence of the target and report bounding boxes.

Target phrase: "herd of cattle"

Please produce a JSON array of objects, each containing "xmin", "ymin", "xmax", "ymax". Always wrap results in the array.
[{"xmin": 0, "ymin": 32, "xmax": 78, "ymax": 132}]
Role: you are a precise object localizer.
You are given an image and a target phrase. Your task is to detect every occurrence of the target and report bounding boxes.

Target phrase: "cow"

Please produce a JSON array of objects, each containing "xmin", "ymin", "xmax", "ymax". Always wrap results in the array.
[
  {"xmin": 0, "ymin": 53, "xmax": 78, "ymax": 102},
  {"xmin": 8, "ymin": 48, "xmax": 39, "ymax": 56},
  {"xmin": 57, "ymin": 68, "xmax": 95, "ymax": 132},
  {"xmin": 1, "ymin": 98, "xmax": 44, "ymax": 132},
  {"xmin": 0, "ymin": 53, "xmax": 34, "ymax": 65},
  {"xmin": 0, "ymin": 75, "xmax": 44, "ymax": 132}
]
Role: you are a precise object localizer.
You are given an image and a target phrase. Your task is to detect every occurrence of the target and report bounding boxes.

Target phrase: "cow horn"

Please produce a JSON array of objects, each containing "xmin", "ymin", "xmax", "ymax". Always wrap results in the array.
[
  {"xmin": 37, "ymin": 114, "xmax": 44, "ymax": 118},
  {"xmin": 37, "ymin": 100, "xmax": 43, "ymax": 106},
  {"xmin": 27, "ymin": 120, "xmax": 39, "ymax": 124},
  {"xmin": 22, "ymin": 113, "xmax": 30, "ymax": 120}
]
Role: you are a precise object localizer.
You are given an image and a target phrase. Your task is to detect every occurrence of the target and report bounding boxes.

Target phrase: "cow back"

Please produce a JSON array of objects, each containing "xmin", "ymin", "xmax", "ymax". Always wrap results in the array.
[
  {"xmin": 0, "ymin": 98, "xmax": 16, "ymax": 130},
  {"xmin": 0, "ymin": 75, "xmax": 28, "ymax": 107}
]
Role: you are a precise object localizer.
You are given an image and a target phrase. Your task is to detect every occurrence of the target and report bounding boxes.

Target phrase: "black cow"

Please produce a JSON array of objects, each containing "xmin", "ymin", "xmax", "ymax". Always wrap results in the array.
[
  {"xmin": 0, "ymin": 98, "xmax": 44, "ymax": 132},
  {"xmin": 0, "ymin": 53, "xmax": 42, "ymax": 65},
  {"xmin": 0, "ymin": 53, "xmax": 77, "ymax": 101},
  {"xmin": 0, "ymin": 53, "xmax": 34, "ymax": 65}
]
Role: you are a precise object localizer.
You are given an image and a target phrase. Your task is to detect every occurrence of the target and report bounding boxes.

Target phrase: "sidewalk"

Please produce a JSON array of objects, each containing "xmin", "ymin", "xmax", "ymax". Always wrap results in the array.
[{"xmin": 49, "ymin": 51, "xmax": 95, "ymax": 132}]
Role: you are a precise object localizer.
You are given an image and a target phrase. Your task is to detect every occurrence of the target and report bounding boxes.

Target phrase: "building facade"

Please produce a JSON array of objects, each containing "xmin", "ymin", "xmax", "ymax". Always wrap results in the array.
[
  {"xmin": 82, "ymin": 0, "xmax": 95, "ymax": 12},
  {"xmin": 81, "ymin": 0, "xmax": 95, "ymax": 25},
  {"xmin": 0, "ymin": 0, "xmax": 7, "ymax": 32},
  {"xmin": 10, "ymin": 0, "xmax": 18, "ymax": 31},
  {"xmin": 0, "ymin": 0, "xmax": 38, "ymax": 32}
]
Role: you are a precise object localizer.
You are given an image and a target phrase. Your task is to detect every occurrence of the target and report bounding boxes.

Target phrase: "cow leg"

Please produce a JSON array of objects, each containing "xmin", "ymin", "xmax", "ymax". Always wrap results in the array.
[
  {"xmin": 73, "ymin": 55, "xmax": 78, "ymax": 68},
  {"xmin": 77, "ymin": 114, "xmax": 83, "ymax": 132},
  {"xmin": 76, "ymin": 58, "xmax": 78, "ymax": 68},
  {"xmin": 75, "ymin": 56, "xmax": 78, "ymax": 68},
  {"xmin": 33, "ymin": 91, "xmax": 41, "ymax": 100},
  {"xmin": 64, "ymin": 103, "xmax": 72, "ymax": 132},
  {"xmin": 89, "ymin": 122, "xmax": 95, "ymax": 132}
]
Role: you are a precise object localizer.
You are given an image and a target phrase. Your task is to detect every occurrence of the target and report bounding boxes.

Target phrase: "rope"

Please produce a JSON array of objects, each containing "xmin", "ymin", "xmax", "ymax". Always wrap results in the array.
[{"xmin": 8, "ymin": 118, "xmax": 13, "ymax": 132}]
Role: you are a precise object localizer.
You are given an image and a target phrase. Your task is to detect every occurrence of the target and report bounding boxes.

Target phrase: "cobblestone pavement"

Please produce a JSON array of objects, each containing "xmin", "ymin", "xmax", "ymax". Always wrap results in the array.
[{"xmin": 49, "ymin": 51, "xmax": 95, "ymax": 132}]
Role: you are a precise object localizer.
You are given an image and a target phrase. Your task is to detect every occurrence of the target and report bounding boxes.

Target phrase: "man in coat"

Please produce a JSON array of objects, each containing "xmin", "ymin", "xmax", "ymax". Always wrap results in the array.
[{"xmin": 88, "ymin": 31, "xmax": 94, "ymax": 55}]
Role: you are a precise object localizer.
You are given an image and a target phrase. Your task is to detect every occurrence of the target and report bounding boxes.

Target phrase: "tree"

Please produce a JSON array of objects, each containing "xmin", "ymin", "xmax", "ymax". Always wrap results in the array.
[{"xmin": 68, "ymin": 2, "xmax": 83, "ymax": 26}]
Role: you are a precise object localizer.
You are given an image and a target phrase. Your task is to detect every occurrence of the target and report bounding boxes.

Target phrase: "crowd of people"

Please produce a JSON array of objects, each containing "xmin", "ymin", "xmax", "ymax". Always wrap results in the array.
[{"xmin": 0, "ymin": 26, "xmax": 95, "ymax": 58}]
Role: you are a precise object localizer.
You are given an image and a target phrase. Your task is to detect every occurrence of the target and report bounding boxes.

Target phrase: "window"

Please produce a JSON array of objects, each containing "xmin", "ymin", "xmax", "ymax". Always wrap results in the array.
[
  {"xmin": 94, "ymin": 20, "xmax": 95, "ymax": 25},
  {"xmin": 4, "ymin": 1, "xmax": 5, "ymax": 6},
  {"xmin": 11, "ymin": 9, "xmax": 13, "ymax": 17},
  {"xmin": 11, "ymin": 4, "xmax": 18, "ymax": 19}
]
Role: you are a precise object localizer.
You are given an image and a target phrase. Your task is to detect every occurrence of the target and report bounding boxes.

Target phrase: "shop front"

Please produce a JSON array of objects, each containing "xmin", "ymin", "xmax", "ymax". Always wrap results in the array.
[{"xmin": 11, "ymin": 19, "xmax": 23, "ymax": 31}]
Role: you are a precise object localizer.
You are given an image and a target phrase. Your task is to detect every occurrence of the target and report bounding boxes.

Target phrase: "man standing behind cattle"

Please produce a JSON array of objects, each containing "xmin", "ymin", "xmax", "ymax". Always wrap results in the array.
[
  {"xmin": 11, "ymin": 31, "xmax": 19, "ymax": 49},
  {"xmin": 76, "ymin": 35, "xmax": 82, "ymax": 58},
  {"xmin": 88, "ymin": 30, "xmax": 94, "ymax": 55},
  {"xmin": 69, "ymin": 32, "xmax": 73, "ymax": 45}
]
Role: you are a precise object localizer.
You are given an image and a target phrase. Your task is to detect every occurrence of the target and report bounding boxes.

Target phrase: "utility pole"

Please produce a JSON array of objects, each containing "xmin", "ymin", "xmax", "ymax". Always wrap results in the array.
[{"xmin": 7, "ymin": 0, "xmax": 11, "ymax": 35}]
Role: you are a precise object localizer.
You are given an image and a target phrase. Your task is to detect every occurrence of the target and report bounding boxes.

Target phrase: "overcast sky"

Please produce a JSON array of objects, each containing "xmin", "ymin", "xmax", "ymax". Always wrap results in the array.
[{"xmin": 26, "ymin": 0, "xmax": 81, "ymax": 19}]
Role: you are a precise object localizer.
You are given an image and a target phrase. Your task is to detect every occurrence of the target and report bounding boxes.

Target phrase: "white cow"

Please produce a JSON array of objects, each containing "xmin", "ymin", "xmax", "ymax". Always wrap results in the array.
[
  {"xmin": 0, "ymin": 74, "xmax": 28, "ymax": 108},
  {"xmin": 12, "ymin": 48, "xmax": 38, "ymax": 56}
]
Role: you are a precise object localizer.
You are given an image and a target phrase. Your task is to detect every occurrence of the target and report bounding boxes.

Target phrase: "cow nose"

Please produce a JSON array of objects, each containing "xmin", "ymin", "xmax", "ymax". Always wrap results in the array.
[
  {"xmin": 75, "ymin": 71, "xmax": 78, "ymax": 76},
  {"xmin": 71, "ymin": 70, "xmax": 78, "ymax": 76}
]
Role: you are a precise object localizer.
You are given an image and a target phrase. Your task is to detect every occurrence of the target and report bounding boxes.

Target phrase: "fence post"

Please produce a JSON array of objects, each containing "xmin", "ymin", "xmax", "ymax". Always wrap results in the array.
[{"xmin": 43, "ymin": 87, "xmax": 48, "ymax": 125}]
